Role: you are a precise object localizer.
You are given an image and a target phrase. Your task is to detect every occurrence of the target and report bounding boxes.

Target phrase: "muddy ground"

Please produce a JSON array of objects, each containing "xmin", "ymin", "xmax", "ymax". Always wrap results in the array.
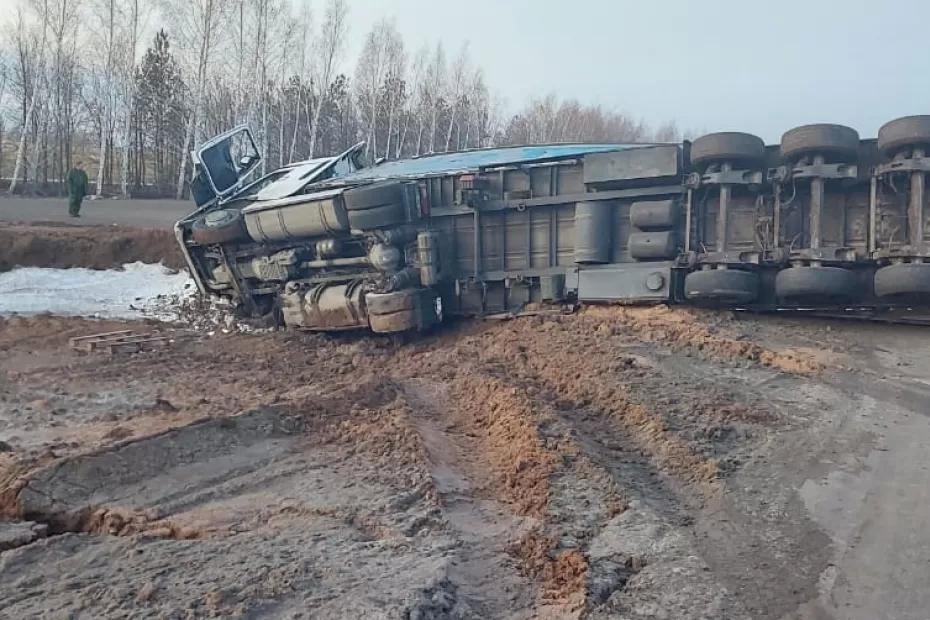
[
  {"xmin": 2, "ymin": 225, "xmax": 930, "ymax": 618},
  {"xmin": 0, "ymin": 222, "xmax": 184, "ymax": 271},
  {"xmin": 1, "ymin": 306, "xmax": 929, "ymax": 619}
]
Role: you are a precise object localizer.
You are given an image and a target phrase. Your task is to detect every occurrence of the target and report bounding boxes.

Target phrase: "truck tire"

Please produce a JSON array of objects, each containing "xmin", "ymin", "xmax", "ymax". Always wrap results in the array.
[
  {"xmin": 690, "ymin": 132, "xmax": 765, "ymax": 168},
  {"xmin": 343, "ymin": 181, "xmax": 404, "ymax": 211},
  {"xmin": 780, "ymin": 124, "xmax": 859, "ymax": 162},
  {"xmin": 874, "ymin": 262, "xmax": 930, "ymax": 299},
  {"xmin": 191, "ymin": 209, "xmax": 247, "ymax": 244},
  {"xmin": 347, "ymin": 202, "xmax": 407, "ymax": 229},
  {"xmin": 877, "ymin": 115, "xmax": 930, "ymax": 156},
  {"xmin": 367, "ymin": 289, "xmax": 427, "ymax": 334},
  {"xmin": 684, "ymin": 269, "xmax": 759, "ymax": 305},
  {"xmin": 775, "ymin": 266, "xmax": 857, "ymax": 304}
]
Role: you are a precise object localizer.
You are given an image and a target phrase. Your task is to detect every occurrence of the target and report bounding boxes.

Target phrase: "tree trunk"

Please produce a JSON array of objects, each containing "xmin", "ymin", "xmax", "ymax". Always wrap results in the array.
[
  {"xmin": 175, "ymin": 112, "xmax": 194, "ymax": 199},
  {"xmin": 94, "ymin": 107, "xmax": 108, "ymax": 197},
  {"xmin": 428, "ymin": 102, "xmax": 438, "ymax": 154},
  {"xmin": 415, "ymin": 113, "xmax": 424, "ymax": 156},
  {"xmin": 396, "ymin": 110, "xmax": 409, "ymax": 159},
  {"xmin": 120, "ymin": 101, "xmax": 132, "ymax": 197},
  {"xmin": 444, "ymin": 103, "xmax": 457, "ymax": 152},
  {"xmin": 288, "ymin": 88, "xmax": 301, "ymax": 162},
  {"xmin": 9, "ymin": 72, "xmax": 41, "ymax": 194},
  {"xmin": 308, "ymin": 91, "xmax": 328, "ymax": 158}
]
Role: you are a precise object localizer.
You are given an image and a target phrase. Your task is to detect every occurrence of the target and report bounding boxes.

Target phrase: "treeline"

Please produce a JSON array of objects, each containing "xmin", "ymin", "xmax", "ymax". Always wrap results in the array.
[{"xmin": 0, "ymin": 0, "xmax": 682, "ymax": 199}]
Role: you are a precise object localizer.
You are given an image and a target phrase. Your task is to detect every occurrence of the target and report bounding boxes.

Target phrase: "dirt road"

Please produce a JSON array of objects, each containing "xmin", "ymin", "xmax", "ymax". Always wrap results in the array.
[
  {"xmin": 0, "ymin": 197, "xmax": 192, "ymax": 229},
  {"xmin": 2, "ymin": 222, "xmax": 930, "ymax": 618},
  {"xmin": 1, "ymin": 303, "xmax": 929, "ymax": 618}
]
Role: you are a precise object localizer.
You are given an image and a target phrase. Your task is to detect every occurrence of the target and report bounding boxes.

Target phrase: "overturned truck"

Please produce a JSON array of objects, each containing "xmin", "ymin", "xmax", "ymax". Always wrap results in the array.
[{"xmin": 176, "ymin": 116, "xmax": 930, "ymax": 333}]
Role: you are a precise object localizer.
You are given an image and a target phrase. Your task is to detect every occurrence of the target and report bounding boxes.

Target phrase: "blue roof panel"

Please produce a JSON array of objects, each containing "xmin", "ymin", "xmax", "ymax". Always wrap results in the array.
[{"xmin": 334, "ymin": 143, "xmax": 652, "ymax": 183}]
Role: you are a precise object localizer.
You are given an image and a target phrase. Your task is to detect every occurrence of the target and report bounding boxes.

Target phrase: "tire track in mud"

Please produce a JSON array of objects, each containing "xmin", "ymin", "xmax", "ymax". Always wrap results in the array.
[
  {"xmin": 478, "ymin": 311, "xmax": 828, "ymax": 619},
  {"xmin": 387, "ymin": 311, "xmax": 800, "ymax": 616},
  {"xmin": 401, "ymin": 378, "xmax": 546, "ymax": 617}
]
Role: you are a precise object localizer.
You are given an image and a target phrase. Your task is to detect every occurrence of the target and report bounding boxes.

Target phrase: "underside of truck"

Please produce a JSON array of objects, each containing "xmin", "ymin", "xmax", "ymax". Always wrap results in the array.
[{"xmin": 175, "ymin": 116, "xmax": 930, "ymax": 333}]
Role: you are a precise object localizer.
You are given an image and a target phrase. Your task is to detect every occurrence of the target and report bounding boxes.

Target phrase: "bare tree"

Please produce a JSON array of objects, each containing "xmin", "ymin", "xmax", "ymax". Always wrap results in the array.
[
  {"xmin": 395, "ymin": 45, "xmax": 425, "ymax": 159},
  {"xmin": 0, "ymin": 53, "xmax": 8, "ymax": 179},
  {"xmin": 275, "ymin": 9, "xmax": 296, "ymax": 168},
  {"xmin": 165, "ymin": 0, "xmax": 225, "ymax": 198},
  {"xmin": 443, "ymin": 43, "xmax": 469, "ymax": 152},
  {"xmin": 380, "ymin": 29, "xmax": 405, "ymax": 160},
  {"xmin": 652, "ymin": 120, "xmax": 680, "ymax": 142},
  {"xmin": 8, "ymin": 1, "xmax": 50, "ymax": 194},
  {"xmin": 354, "ymin": 18, "xmax": 395, "ymax": 158},
  {"xmin": 306, "ymin": 0, "xmax": 347, "ymax": 159},
  {"xmin": 501, "ymin": 95, "xmax": 649, "ymax": 146},
  {"xmin": 118, "ymin": 0, "xmax": 145, "ymax": 197},
  {"xmin": 425, "ymin": 42, "xmax": 445, "ymax": 154},
  {"xmin": 0, "ymin": 0, "xmax": 689, "ymax": 199},
  {"xmin": 288, "ymin": 0, "xmax": 311, "ymax": 163},
  {"xmin": 46, "ymin": 0, "xmax": 81, "ymax": 190},
  {"xmin": 88, "ymin": 0, "xmax": 120, "ymax": 197}
]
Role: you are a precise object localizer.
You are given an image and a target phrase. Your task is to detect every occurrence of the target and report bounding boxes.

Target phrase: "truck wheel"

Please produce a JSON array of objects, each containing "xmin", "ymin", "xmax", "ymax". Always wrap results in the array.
[
  {"xmin": 780, "ymin": 124, "xmax": 859, "ymax": 162},
  {"xmin": 874, "ymin": 262, "xmax": 930, "ymax": 300},
  {"xmin": 343, "ymin": 181, "xmax": 404, "ymax": 211},
  {"xmin": 877, "ymin": 115, "xmax": 930, "ymax": 156},
  {"xmin": 191, "ymin": 209, "xmax": 247, "ymax": 244},
  {"xmin": 684, "ymin": 269, "xmax": 759, "ymax": 305},
  {"xmin": 775, "ymin": 266, "xmax": 857, "ymax": 304},
  {"xmin": 367, "ymin": 289, "xmax": 427, "ymax": 334},
  {"xmin": 347, "ymin": 202, "xmax": 407, "ymax": 229},
  {"xmin": 690, "ymin": 132, "xmax": 765, "ymax": 168}
]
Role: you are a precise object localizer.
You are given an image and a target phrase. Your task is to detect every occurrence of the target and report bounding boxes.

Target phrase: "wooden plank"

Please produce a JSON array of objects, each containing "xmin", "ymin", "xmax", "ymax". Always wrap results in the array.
[
  {"xmin": 70, "ymin": 331, "xmax": 171, "ymax": 355},
  {"xmin": 69, "ymin": 330, "xmax": 133, "ymax": 347}
]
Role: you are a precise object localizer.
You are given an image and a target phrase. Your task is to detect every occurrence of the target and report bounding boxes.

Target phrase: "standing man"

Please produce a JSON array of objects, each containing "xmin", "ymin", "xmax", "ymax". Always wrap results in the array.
[{"xmin": 66, "ymin": 160, "xmax": 89, "ymax": 218}]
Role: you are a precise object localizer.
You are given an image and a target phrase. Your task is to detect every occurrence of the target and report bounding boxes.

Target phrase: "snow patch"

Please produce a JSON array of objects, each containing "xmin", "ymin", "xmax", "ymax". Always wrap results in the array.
[{"xmin": 0, "ymin": 262, "xmax": 194, "ymax": 320}]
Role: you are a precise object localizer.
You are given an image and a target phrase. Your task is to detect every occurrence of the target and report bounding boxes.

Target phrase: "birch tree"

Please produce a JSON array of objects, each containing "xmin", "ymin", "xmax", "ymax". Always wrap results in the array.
[
  {"xmin": 89, "ymin": 0, "xmax": 119, "ymax": 197},
  {"xmin": 165, "ymin": 0, "xmax": 225, "ymax": 198},
  {"xmin": 47, "ymin": 0, "xmax": 80, "ymax": 188},
  {"xmin": 396, "ymin": 46, "xmax": 425, "ymax": 159},
  {"xmin": 288, "ymin": 0, "xmax": 311, "ymax": 163},
  {"xmin": 354, "ymin": 18, "xmax": 402, "ymax": 159},
  {"xmin": 425, "ymin": 42, "xmax": 445, "ymax": 154},
  {"xmin": 443, "ymin": 43, "xmax": 469, "ymax": 152},
  {"xmin": 307, "ymin": 0, "xmax": 347, "ymax": 158},
  {"xmin": 0, "ymin": 54, "xmax": 7, "ymax": 179},
  {"xmin": 381, "ymin": 34, "xmax": 405, "ymax": 160},
  {"xmin": 8, "ymin": 1, "xmax": 49, "ymax": 194},
  {"xmin": 118, "ymin": 0, "xmax": 144, "ymax": 197}
]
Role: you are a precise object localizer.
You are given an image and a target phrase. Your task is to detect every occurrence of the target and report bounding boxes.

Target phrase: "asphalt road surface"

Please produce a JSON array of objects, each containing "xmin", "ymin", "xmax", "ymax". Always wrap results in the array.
[{"xmin": 0, "ymin": 197, "xmax": 194, "ymax": 229}]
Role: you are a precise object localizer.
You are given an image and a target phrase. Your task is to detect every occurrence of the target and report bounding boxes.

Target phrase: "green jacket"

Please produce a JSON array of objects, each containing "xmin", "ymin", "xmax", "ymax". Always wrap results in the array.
[{"xmin": 67, "ymin": 168, "xmax": 89, "ymax": 198}]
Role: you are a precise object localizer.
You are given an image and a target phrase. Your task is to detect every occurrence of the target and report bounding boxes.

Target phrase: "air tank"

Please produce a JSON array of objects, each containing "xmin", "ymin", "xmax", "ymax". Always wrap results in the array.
[{"xmin": 574, "ymin": 200, "xmax": 613, "ymax": 264}]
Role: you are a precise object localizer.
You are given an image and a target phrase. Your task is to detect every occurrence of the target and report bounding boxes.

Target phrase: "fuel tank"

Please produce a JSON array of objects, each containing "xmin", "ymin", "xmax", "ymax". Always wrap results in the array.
[{"xmin": 242, "ymin": 188, "xmax": 350, "ymax": 242}]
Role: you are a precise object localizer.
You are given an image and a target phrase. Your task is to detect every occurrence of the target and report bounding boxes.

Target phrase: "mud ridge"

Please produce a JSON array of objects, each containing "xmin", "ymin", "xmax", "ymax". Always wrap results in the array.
[
  {"xmin": 0, "ymin": 223, "xmax": 184, "ymax": 271},
  {"xmin": 584, "ymin": 305, "xmax": 823, "ymax": 374}
]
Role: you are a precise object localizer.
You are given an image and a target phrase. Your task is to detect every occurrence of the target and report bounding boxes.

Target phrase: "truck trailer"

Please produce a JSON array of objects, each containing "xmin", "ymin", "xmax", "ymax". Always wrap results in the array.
[{"xmin": 175, "ymin": 116, "xmax": 930, "ymax": 333}]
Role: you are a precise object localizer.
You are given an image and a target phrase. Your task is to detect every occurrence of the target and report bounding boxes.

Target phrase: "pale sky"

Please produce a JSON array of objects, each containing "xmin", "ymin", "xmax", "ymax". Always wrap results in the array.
[
  {"xmin": 343, "ymin": 0, "xmax": 930, "ymax": 143},
  {"xmin": 2, "ymin": 0, "xmax": 927, "ymax": 144}
]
